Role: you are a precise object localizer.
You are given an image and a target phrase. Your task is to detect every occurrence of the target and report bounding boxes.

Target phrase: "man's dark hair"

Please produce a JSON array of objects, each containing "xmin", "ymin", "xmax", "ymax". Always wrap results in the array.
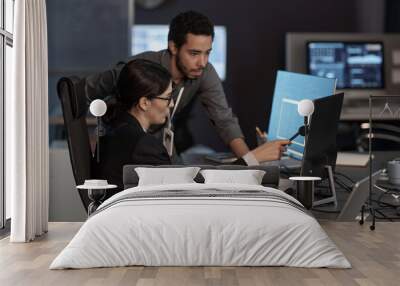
[{"xmin": 168, "ymin": 11, "xmax": 215, "ymax": 49}]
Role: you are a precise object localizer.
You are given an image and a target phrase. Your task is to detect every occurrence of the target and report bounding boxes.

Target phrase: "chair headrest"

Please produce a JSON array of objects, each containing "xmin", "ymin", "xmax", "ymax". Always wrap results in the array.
[{"xmin": 57, "ymin": 77, "xmax": 88, "ymax": 119}]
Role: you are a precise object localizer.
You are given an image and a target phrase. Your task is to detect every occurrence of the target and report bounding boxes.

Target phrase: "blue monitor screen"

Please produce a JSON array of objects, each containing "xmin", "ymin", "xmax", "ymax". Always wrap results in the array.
[
  {"xmin": 132, "ymin": 25, "xmax": 227, "ymax": 80},
  {"xmin": 307, "ymin": 42, "xmax": 384, "ymax": 89},
  {"xmin": 267, "ymin": 71, "xmax": 337, "ymax": 160}
]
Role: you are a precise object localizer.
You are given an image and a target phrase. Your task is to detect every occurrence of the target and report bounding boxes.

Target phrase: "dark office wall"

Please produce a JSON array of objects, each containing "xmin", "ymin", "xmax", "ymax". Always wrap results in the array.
[
  {"xmin": 135, "ymin": 0, "xmax": 359, "ymax": 150},
  {"xmin": 47, "ymin": 0, "xmax": 132, "ymax": 71},
  {"xmin": 47, "ymin": 0, "xmax": 132, "ymax": 143},
  {"xmin": 386, "ymin": 0, "xmax": 400, "ymax": 32}
]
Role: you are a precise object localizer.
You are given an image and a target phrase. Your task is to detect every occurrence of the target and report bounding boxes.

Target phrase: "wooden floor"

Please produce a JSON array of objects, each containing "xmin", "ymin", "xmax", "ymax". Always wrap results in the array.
[{"xmin": 0, "ymin": 222, "xmax": 399, "ymax": 286}]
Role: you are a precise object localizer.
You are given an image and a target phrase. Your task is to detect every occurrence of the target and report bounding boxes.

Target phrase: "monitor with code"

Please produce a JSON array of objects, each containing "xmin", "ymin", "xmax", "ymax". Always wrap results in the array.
[{"xmin": 307, "ymin": 41, "xmax": 384, "ymax": 89}]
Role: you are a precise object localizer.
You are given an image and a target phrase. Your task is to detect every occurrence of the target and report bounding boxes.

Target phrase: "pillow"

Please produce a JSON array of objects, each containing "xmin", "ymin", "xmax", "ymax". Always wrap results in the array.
[
  {"xmin": 135, "ymin": 167, "xmax": 201, "ymax": 186},
  {"xmin": 200, "ymin": 169, "xmax": 266, "ymax": 185}
]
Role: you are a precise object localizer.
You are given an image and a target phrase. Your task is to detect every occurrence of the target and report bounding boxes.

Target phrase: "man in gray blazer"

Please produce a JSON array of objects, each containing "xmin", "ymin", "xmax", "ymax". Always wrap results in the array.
[{"xmin": 85, "ymin": 11, "xmax": 289, "ymax": 165}]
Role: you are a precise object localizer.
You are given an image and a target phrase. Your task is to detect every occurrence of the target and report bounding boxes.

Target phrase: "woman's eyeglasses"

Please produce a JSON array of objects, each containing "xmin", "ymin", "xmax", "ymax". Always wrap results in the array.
[{"xmin": 154, "ymin": 96, "xmax": 173, "ymax": 105}]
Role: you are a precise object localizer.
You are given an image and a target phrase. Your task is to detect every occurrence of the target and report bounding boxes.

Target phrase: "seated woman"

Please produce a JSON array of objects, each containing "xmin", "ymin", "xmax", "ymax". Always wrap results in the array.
[{"xmin": 93, "ymin": 59, "xmax": 289, "ymax": 195}]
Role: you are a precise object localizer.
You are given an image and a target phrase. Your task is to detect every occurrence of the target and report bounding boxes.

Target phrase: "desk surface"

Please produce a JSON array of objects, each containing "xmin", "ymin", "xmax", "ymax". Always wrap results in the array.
[
  {"xmin": 336, "ymin": 151, "xmax": 400, "ymax": 181},
  {"xmin": 182, "ymin": 151, "xmax": 400, "ymax": 181}
]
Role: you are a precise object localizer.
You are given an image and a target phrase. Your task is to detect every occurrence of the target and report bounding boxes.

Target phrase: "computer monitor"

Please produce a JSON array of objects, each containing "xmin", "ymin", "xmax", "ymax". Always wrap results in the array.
[
  {"xmin": 267, "ymin": 71, "xmax": 337, "ymax": 160},
  {"xmin": 301, "ymin": 93, "xmax": 344, "ymax": 179},
  {"xmin": 307, "ymin": 41, "xmax": 384, "ymax": 89},
  {"xmin": 132, "ymin": 25, "xmax": 227, "ymax": 80}
]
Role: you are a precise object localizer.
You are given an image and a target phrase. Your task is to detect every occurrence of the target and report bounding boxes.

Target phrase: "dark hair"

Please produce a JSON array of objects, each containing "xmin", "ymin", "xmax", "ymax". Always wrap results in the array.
[
  {"xmin": 168, "ymin": 11, "xmax": 214, "ymax": 49},
  {"xmin": 106, "ymin": 59, "xmax": 171, "ymax": 122}
]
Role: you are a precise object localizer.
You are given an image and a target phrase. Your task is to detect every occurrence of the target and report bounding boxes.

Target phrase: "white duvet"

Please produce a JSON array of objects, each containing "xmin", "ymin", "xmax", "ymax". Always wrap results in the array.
[{"xmin": 50, "ymin": 183, "xmax": 351, "ymax": 269}]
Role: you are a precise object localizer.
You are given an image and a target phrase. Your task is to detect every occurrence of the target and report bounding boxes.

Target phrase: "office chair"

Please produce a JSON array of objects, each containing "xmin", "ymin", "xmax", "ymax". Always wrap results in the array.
[
  {"xmin": 57, "ymin": 76, "xmax": 93, "ymax": 211},
  {"xmin": 356, "ymin": 123, "xmax": 400, "ymax": 152}
]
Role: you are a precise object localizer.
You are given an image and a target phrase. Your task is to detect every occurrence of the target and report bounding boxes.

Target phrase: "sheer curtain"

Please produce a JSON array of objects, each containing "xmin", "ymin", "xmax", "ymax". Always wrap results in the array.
[{"xmin": 7, "ymin": 0, "xmax": 49, "ymax": 242}]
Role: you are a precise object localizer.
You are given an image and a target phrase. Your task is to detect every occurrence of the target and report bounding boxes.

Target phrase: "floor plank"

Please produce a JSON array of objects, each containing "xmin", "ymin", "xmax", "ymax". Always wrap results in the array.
[{"xmin": 0, "ymin": 222, "xmax": 399, "ymax": 286}]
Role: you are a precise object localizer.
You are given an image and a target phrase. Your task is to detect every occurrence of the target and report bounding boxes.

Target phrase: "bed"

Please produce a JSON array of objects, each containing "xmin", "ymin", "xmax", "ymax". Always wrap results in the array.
[{"xmin": 50, "ymin": 165, "xmax": 350, "ymax": 269}]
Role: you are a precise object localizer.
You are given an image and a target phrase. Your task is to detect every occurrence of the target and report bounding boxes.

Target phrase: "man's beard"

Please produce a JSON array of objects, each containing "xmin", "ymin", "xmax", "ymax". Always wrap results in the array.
[
  {"xmin": 175, "ymin": 53, "xmax": 190, "ymax": 79},
  {"xmin": 175, "ymin": 53, "xmax": 203, "ymax": 79}
]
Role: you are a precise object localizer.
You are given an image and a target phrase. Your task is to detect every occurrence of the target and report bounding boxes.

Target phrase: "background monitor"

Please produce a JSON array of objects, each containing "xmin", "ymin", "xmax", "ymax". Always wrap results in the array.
[
  {"xmin": 132, "ymin": 24, "xmax": 227, "ymax": 80},
  {"xmin": 307, "ymin": 41, "xmax": 384, "ymax": 89},
  {"xmin": 285, "ymin": 33, "xmax": 400, "ymax": 102}
]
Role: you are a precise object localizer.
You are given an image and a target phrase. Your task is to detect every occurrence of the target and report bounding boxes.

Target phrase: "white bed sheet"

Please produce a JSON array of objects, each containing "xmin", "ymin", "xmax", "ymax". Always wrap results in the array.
[{"xmin": 50, "ymin": 183, "xmax": 351, "ymax": 269}]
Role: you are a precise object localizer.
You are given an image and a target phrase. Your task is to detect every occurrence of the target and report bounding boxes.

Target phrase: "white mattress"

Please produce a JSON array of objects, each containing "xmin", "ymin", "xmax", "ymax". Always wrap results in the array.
[{"xmin": 50, "ymin": 183, "xmax": 351, "ymax": 269}]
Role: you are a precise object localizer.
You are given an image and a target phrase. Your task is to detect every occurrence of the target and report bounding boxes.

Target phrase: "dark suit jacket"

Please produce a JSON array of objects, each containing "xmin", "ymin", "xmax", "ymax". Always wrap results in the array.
[{"xmin": 92, "ymin": 112, "xmax": 171, "ymax": 195}]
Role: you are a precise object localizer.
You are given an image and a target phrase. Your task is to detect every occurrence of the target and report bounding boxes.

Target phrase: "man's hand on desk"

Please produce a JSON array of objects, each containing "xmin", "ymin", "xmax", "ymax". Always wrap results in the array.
[{"xmin": 251, "ymin": 140, "xmax": 291, "ymax": 162}]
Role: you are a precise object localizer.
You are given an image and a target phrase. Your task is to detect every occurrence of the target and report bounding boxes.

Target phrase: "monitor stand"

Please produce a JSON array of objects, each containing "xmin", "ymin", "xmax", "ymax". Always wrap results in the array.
[{"xmin": 313, "ymin": 165, "xmax": 338, "ymax": 207}]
